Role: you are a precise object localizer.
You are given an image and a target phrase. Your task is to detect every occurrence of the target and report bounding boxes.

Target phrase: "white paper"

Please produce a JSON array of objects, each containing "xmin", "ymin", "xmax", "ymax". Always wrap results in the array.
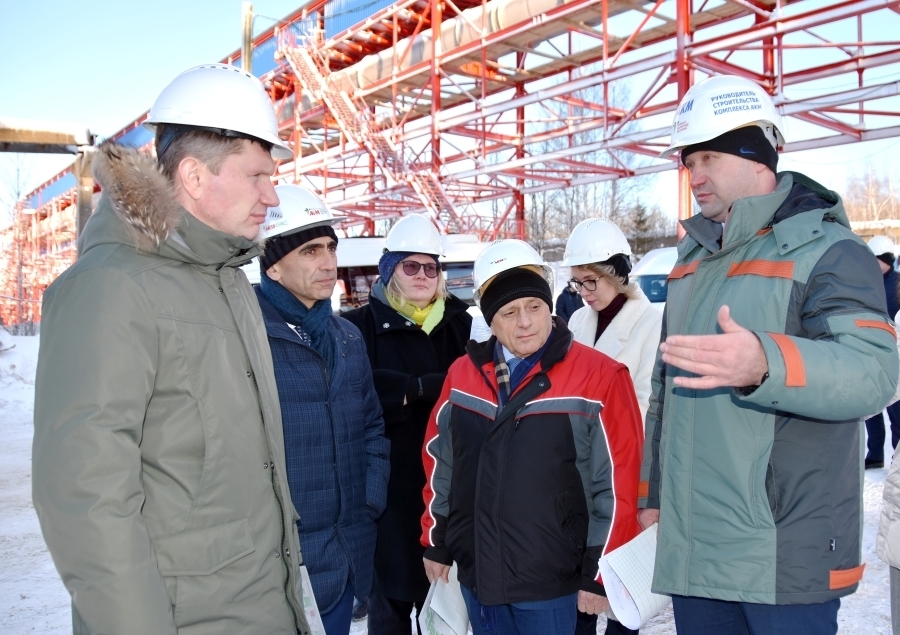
[
  {"xmin": 298, "ymin": 565, "xmax": 328, "ymax": 635},
  {"xmin": 598, "ymin": 524, "xmax": 671, "ymax": 630},
  {"xmin": 419, "ymin": 563, "xmax": 470, "ymax": 635},
  {"xmin": 469, "ymin": 314, "xmax": 492, "ymax": 343}
]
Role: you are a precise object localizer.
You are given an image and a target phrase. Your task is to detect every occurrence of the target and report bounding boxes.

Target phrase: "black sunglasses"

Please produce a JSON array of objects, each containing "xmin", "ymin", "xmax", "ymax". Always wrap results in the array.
[{"xmin": 399, "ymin": 260, "xmax": 440, "ymax": 278}]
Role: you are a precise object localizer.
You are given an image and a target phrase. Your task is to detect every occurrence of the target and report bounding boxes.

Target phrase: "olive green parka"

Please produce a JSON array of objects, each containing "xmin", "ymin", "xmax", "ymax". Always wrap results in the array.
[{"xmin": 32, "ymin": 142, "xmax": 310, "ymax": 635}]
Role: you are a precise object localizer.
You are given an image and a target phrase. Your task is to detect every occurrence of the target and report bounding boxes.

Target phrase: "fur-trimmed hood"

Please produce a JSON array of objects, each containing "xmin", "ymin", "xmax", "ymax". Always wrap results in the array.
[{"xmin": 82, "ymin": 141, "xmax": 260, "ymax": 268}]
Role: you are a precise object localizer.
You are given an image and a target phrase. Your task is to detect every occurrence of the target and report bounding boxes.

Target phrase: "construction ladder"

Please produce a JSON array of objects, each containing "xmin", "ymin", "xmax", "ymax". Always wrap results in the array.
[{"xmin": 282, "ymin": 45, "xmax": 463, "ymax": 233}]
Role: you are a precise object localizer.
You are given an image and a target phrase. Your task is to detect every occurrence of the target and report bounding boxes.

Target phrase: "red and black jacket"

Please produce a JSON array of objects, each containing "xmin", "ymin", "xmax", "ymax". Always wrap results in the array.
[{"xmin": 420, "ymin": 317, "xmax": 643, "ymax": 605}]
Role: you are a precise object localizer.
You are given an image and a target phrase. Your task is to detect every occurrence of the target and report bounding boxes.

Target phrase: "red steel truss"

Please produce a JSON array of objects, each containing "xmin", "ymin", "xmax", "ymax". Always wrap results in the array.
[
  {"xmin": 8, "ymin": 0, "xmax": 900, "ymax": 327},
  {"xmin": 261, "ymin": 0, "xmax": 900, "ymax": 238}
]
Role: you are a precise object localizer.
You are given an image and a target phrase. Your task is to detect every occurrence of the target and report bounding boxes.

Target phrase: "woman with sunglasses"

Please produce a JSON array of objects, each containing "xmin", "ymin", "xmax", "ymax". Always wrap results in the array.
[
  {"xmin": 343, "ymin": 214, "xmax": 472, "ymax": 635},
  {"xmin": 562, "ymin": 218, "xmax": 662, "ymax": 635}
]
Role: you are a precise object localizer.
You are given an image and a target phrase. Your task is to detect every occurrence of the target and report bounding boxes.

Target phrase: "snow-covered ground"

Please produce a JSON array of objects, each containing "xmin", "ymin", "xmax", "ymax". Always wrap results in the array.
[{"xmin": 0, "ymin": 333, "xmax": 892, "ymax": 633}]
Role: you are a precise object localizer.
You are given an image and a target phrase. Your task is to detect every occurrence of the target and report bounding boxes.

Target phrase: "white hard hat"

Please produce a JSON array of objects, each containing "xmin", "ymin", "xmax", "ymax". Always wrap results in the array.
[
  {"xmin": 561, "ymin": 218, "xmax": 632, "ymax": 267},
  {"xmin": 258, "ymin": 185, "xmax": 346, "ymax": 241},
  {"xmin": 660, "ymin": 75, "xmax": 784, "ymax": 159},
  {"xmin": 472, "ymin": 239, "xmax": 554, "ymax": 307},
  {"xmin": 145, "ymin": 64, "xmax": 292, "ymax": 160},
  {"xmin": 868, "ymin": 235, "xmax": 896, "ymax": 257},
  {"xmin": 384, "ymin": 214, "xmax": 445, "ymax": 256}
]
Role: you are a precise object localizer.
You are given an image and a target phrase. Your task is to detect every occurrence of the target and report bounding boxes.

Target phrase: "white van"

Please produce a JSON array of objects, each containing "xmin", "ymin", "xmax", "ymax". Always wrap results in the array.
[{"xmin": 242, "ymin": 233, "xmax": 490, "ymax": 313}]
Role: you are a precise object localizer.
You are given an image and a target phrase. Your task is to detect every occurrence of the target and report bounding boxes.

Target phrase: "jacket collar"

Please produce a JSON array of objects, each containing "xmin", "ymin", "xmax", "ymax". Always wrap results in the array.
[
  {"xmin": 571, "ymin": 289, "xmax": 653, "ymax": 358},
  {"xmin": 680, "ymin": 171, "xmax": 848, "ymax": 256},
  {"xmin": 467, "ymin": 315, "xmax": 574, "ymax": 375},
  {"xmin": 82, "ymin": 141, "xmax": 260, "ymax": 270},
  {"xmin": 256, "ymin": 286, "xmax": 306, "ymax": 343},
  {"xmin": 255, "ymin": 287, "xmax": 356, "ymax": 392}
]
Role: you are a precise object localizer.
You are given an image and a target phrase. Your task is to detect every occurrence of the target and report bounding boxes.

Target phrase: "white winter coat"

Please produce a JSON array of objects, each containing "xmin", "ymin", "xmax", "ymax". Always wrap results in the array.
[
  {"xmin": 876, "ymin": 312, "xmax": 900, "ymax": 569},
  {"xmin": 879, "ymin": 443, "xmax": 900, "ymax": 569},
  {"xmin": 567, "ymin": 287, "xmax": 663, "ymax": 421}
]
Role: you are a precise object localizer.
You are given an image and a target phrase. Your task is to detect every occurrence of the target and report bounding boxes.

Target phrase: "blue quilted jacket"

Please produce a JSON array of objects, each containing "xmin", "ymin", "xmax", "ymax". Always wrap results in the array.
[{"xmin": 256, "ymin": 288, "xmax": 390, "ymax": 612}]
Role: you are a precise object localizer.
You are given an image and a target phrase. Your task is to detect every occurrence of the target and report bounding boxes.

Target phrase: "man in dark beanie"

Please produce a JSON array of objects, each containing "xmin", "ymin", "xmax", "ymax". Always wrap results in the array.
[
  {"xmin": 255, "ymin": 184, "xmax": 390, "ymax": 635},
  {"xmin": 421, "ymin": 239, "xmax": 643, "ymax": 635}
]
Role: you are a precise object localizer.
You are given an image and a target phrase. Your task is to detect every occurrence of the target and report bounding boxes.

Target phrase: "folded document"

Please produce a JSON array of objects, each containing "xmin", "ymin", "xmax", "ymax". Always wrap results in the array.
[
  {"xmin": 419, "ymin": 563, "xmax": 470, "ymax": 635},
  {"xmin": 598, "ymin": 524, "xmax": 671, "ymax": 630}
]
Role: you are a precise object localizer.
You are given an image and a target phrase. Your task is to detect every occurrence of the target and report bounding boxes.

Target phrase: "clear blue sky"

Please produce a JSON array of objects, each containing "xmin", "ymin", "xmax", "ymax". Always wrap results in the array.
[
  {"xmin": 2, "ymin": 0, "xmax": 900, "ymax": 218},
  {"xmin": 0, "ymin": 0, "xmax": 304, "ymax": 201}
]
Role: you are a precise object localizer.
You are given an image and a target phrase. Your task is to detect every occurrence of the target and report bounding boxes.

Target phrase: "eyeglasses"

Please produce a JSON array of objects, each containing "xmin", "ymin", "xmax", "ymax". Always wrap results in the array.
[
  {"xmin": 568, "ymin": 278, "xmax": 601, "ymax": 292},
  {"xmin": 399, "ymin": 260, "xmax": 440, "ymax": 278}
]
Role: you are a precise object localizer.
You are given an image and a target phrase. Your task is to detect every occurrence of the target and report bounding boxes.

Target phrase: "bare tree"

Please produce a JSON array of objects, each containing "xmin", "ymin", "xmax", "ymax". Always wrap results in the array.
[
  {"xmin": 523, "ymin": 76, "xmax": 669, "ymax": 250},
  {"xmin": 0, "ymin": 154, "xmax": 32, "ymax": 222},
  {"xmin": 843, "ymin": 165, "xmax": 900, "ymax": 223},
  {"xmin": 0, "ymin": 154, "xmax": 37, "ymax": 334}
]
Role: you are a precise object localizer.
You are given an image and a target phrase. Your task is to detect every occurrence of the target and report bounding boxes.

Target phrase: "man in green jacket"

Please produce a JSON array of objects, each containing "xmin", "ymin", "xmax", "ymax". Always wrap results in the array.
[
  {"xmin": 638, "ymin": 75, "xmax": 898, "ymax": 634},
  {"xmin": 32, "ymin": 64, "xmax": 310, "ymax": 635}
]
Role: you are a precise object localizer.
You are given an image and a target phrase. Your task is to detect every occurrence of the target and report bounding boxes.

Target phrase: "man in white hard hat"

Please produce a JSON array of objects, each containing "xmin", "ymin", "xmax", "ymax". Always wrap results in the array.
[
  {"xmin": 32, "ymin": 65, "xmax": 311, "ymax": 634},
  {"xmin": 864, "ymin": 235, "xmax": 900, "ymax": 469},
  {"xmin": 421, "ymin": 239, "xmax": 644, "ymax": 634},
  {"xmin": 639, "ymin": 74, "xmax": 898, "ymax": 634},
  {"xmin": 255, "ymin": 185, "xmax": 390, "ymax": 635}
]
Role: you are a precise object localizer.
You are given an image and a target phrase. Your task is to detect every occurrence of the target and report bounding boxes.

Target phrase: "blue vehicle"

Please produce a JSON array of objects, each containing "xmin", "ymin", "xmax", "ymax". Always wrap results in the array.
[{"xmin": 631, "ymin": 247, "xmax": 677, "ymax": 305}]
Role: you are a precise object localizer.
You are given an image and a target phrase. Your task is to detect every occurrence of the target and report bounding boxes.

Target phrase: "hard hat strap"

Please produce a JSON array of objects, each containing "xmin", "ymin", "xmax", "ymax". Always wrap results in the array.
[{"xmin": 155, "ymin": 123, "xmax": 267, "ymax": 161}]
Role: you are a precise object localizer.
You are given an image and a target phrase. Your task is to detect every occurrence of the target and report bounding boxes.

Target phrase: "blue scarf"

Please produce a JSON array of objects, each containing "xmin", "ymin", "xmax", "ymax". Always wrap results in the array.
[{"xmin": 259, "ymin": 273, "xmax": 335, "ymax": 371}]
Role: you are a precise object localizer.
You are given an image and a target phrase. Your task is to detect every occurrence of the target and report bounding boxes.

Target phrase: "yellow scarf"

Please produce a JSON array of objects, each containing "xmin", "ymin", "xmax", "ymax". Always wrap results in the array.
[{"xmin": 387, "ymin": 293, "xmax": 446, "ymax": 335}]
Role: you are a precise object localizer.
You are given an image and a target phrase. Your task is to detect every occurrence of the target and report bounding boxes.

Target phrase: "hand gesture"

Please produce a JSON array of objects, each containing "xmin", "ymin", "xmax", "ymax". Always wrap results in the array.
[{"xmin": 660, "ymin": 305, "xmax": 768, "ymax": 390}]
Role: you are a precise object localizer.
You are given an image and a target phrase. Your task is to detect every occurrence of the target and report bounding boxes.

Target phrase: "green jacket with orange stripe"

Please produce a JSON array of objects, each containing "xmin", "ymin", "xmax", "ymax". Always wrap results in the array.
[{"xmin": 639, "ymin": 171, "xmax": 898, "ymax": 605}]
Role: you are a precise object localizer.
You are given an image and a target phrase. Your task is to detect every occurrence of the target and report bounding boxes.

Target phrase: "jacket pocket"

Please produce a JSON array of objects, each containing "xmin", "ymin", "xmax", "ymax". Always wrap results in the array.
[
  {"xmin": 154, "ymin": 518, "xmax": 255, "ymax": 576},
  {"xmin": 556, "ymin": 491, "xmax": 587, "ymax": 553}
]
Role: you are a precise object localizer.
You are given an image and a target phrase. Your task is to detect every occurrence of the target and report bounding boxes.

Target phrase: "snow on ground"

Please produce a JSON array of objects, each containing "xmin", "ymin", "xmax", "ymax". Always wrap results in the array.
[
  {"xmin": 0, "ymin": 334, "xmax": 893, "ymax": 634},
  {"xmin": 0, "ymin": 335, "xmax": 70, "ymax": 633}
]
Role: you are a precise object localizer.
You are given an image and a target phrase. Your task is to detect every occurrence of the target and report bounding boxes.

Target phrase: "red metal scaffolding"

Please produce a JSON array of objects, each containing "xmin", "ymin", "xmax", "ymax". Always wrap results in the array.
[
  {"xmin": 7, "ymin": 0, "xmax": 900, "ymax": 326},
  {"xmin": 261, "ymin": 0, "xmax": 900, "ymax": 238}
]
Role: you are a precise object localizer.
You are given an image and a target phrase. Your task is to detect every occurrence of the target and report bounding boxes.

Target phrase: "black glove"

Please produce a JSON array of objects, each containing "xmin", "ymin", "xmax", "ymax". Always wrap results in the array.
[{"xmin": 405, "ymin": 372, "xmax": 447, "ymax": 404}]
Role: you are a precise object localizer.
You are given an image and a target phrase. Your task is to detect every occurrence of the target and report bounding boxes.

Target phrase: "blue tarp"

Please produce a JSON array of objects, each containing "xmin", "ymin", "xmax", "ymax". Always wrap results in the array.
[
  {"xmin": 115, "ymin": 125, "xmax": 154, "ymax": 148},
  {"xmin": 27, "ymin": 172, "xmax": 76, "ymax": 210},
  {"xmin": 325, "ymin": 0, "xmax": 394, "ymax": 38}
]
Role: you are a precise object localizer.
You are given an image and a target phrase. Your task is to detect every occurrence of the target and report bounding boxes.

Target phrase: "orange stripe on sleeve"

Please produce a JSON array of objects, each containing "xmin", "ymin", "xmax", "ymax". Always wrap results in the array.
[
  {"xmin": 855, "ymin": 319, "xmax": 897, "ymax": 338},
  {"xmin": 769, "ymin": 333, "xmax": 807, "ymax": 387},
  {"xmin": 726, "ymin": 260, "xmax": 795, "ymax": 279},
  {"xmin": 637, "ymin": 481, "xmax": 649, "ymax": 499},
  {"xmin": 667, "ymin": 261, "xmax": 699, "ymax": 281},
  {"xmin": 830, "ymin": 564, "xmax": 865, "ymax": 590}
]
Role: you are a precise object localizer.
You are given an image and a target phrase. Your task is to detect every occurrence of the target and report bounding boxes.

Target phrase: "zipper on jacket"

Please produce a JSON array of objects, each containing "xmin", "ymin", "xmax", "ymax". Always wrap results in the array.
[
  {"xmin": 297, "ymin": 333, "xmax": 343, "ymax": 519},
  {"xmin": 215, "ymin": 247, "xmax": 253, "ymax": 271},
  {"xmin": 251, "ymin": 370, "xmax": 303, "ymax": 634},
  {"xmin": 291, "ymin": 329, "xmax": 352, "ymax": 581}
]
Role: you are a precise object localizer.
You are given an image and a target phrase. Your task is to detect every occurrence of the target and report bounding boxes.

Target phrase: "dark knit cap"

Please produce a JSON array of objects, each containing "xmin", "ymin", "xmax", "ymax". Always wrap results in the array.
[
  {"xmin": 260, "ymin": 225, "xmax": 338, "ymax": 272},
  {"xmin": 481, "ymin": 267, "xmax": 553, "ymax": 326},
  {"xmin": 877, "ymin": 253, "xmax": 896, "ymax": 268},
  {"xmin": 682, "ymin": 125, "xmax": 778, "ymax": 174},
  {"xmin": 378, "ymin": 251, "xmax": 440, "ymax": 283}
]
